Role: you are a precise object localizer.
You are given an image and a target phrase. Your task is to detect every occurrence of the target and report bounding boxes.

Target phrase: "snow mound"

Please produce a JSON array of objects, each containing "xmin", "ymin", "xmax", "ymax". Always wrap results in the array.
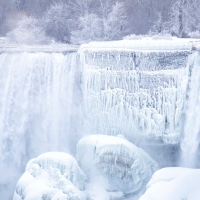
[
  {"xmin": 139, "ymin": 167, "xmax": 200, "ymax": 200},
  {"xmin": 77, "ymin": 135, "xmax": 159, "ymax": 194},
  {"xmin": 13, "ymin": 152, "xmax": 86, "ymax": 200}
]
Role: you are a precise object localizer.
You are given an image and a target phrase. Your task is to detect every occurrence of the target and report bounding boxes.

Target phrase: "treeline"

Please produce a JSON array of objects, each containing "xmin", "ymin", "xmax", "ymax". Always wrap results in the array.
[{"xmin": 0, "ymin": 0, "xmax": 200, "ymax": 44}]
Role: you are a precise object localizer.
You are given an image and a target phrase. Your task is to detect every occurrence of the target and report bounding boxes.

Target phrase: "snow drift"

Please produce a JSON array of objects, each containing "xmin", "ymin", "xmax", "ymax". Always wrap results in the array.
[{"xmin": 139, "ymin": 167, "xmax": 200, "ymax": 200}]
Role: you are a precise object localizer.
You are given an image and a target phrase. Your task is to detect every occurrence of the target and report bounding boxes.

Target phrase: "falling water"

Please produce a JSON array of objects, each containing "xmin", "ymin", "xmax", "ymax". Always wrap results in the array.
[
  {"xmin": 180, "ymin": 52, "xmax": 200, "ymax": 168},
  {"xmin": 0, "ymin": 51, "xmax": 82, "ymax": 199}
]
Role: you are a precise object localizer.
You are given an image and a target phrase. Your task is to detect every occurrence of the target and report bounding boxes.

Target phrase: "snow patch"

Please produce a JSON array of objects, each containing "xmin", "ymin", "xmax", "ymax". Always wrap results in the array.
[{"xmin": 139, "ymin": 167, "xmax": 200, "ymax": 200}]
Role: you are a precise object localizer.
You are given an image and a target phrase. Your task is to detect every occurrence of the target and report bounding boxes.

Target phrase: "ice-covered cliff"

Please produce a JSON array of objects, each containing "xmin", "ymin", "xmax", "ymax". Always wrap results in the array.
[{"xmin": 80, "ymin": 40, "xmax": 195, "ymax": 145}]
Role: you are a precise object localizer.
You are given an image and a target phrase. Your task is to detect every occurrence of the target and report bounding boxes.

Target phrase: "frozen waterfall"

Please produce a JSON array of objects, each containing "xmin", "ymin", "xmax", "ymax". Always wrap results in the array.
[
  {"xmin": 0, "ymin": 51, "xmax": 82, "ymax": 199},
  {"xmin": 0, "ymin": 40, "xmax": 200, "ymax": 199},
  {"xmin": 81, "ymin": 48, "xmax": 189, "ymax": 144}
]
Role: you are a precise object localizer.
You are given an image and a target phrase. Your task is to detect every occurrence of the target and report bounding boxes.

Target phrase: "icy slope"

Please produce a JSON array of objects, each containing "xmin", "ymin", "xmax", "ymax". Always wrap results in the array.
[
  {"xmin": 77, "ymin": 135, "xmax": 158, "ymax": 194},
  {"xmin": 139, "ymin": 167, "xmax": 200, "ymax": 200},
  {"xmin": 80, "ymin": 40, "xmax": 192, "ymax": 144},
  {"xmin": 13, "ymin": 152, "xmax": 86, "ymax": 200}
]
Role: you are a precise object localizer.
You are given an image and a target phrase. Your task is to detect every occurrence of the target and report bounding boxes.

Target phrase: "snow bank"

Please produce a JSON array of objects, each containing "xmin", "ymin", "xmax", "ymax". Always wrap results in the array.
[
  {"xmin": 139, "ymin": 167, "xmax": 200, "ymax": 200},
  {"xmin": 80, "ymin": 38, "xmax": 200, "ymax": 51},
  {"xmin": 13, "ymin": 152, "xmax": 86, "ymax": 200},
  {"xmin": 0, "ymin": 44, "xmax": 78, "ymax": 52},
  {"xmin": 77, "ymin": 135, "xmax": 159, "ymax": 194}
]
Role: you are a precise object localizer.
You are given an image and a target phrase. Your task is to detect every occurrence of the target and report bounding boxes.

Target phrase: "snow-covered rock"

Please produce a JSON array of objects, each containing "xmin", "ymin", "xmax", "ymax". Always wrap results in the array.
[
  {"xmin": 77, "ymin": 135, "xmax": 159, "ymax": 194},
  {"xmin": 139, "ymin": 167, "xmax": 200, "ymax": 200},
  {"xmin": 13, "ymin": 152, "xmax": 86, "ymax": 200}
]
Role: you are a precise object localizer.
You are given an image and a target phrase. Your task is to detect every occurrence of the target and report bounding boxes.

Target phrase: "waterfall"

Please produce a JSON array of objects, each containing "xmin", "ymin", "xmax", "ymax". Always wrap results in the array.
[
  {"xmin": 180, "ymin": 52, "xmax": 200, "ymax": 168},
  {"xmin": 0, "ymin": 43, "xmax": 199, "ymax": 199},
  {"xmin": 0, "ymin": 51, "xmax": 82, "ymax": 199}
]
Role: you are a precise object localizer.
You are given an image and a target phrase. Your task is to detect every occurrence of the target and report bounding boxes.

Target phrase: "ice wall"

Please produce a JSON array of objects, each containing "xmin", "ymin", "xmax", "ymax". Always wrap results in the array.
[
  {"xmin": 81, "ymin": 48, "xmax": 190, "ymax": 144},
  {"xmin": 0, "ymin": 52, "xmax": 82, "ymax": 199},
  {"xmin": 180, "ymin": 52, "xmax": 200, "ymax": 168}
]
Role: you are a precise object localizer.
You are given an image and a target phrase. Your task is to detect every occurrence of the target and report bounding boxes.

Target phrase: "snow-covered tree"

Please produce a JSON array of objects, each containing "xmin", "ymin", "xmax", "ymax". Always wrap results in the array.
[
  {"xmin": 148, "ymin": 12, "xmax": 172, "ymax": 37},
  {"xmin": 71, "ymin": 13, "xmax": 103, "ymax": 43},
  {"xmin": 167, "ymin": 0, "xmax": 188, "ymax": 37},
  {"xmin": 166, "ymin": 0, "xmax": 200, "ymax": 37},
  {"xmin": 98, "ymin": 0, "xmax": 114, "ymax": 17},
  {"xmin": 43, "ymin": 3, "xmax": 70, "ymax": 43},
  {"xmin": 103, "ymin": 1, "xmax": 127, "ymax": 40},
  {"xmin": 71, "ymin": 1, "xmax": 127, "ymax": 43},
  {"xmin": 7, "ymin": 16, "xmax": 49, "ymax": 44},
  {"xmin": 68, "ymin": 0, "xmax": 96, "ymax": 16},
  {"xmin": 149, "ymin": 13, "xmax": 164, "ymax": 34},
  {"xmin": 185, "ymin": 0, "xmax": 200, "ymax": 31}
]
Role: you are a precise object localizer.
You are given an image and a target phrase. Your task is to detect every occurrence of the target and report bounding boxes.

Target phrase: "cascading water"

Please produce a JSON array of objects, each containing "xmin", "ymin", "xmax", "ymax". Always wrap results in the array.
[
  {"xmin": 180, "ymin": 52, "xmax": 200, "ymax": 168},
  {"xmin": 0, "ymin": 51, "xmax": 82, "ymax": 199}
]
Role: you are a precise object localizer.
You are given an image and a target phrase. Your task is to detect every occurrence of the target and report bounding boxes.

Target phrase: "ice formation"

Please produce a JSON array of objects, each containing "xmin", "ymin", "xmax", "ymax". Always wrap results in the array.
[
  {"xmin": 139, "ymin": 167, "xmax": 200, "ymax": 200},
  {"xmin": 80, "ymin": 46, "xmax": 190, "ymax": 145},
  {"xmin": 180, "ymin": 52, "xmax": 200, "ymax": 168},
  {"xmin": 77, "ymin": 135, "xmax": 159, "ymax": 194},
  {"xmin": 13, "ymin": 152, "xmax": 86, "ymax": 200}
]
